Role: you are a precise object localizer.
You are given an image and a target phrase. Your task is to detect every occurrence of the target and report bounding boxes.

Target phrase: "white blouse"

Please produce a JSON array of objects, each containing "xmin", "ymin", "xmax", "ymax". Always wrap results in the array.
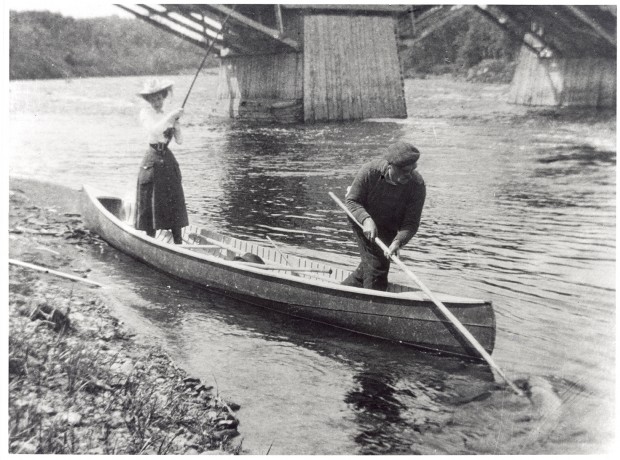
[{"xmin": 139, "ymin": 106, "xmax": 183, "ymax": 145}]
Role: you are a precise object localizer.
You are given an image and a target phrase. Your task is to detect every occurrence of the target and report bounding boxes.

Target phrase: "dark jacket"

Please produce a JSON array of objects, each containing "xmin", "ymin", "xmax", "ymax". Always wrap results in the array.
[{"xmin": 346, "ymin": 159, "xmax": 425, "ymax": 247}]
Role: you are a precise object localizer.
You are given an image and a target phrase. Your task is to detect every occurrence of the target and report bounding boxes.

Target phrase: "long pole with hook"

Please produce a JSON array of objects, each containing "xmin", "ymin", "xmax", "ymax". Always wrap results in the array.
[
  {"xmin": 181, "ymin": 6, "xmax": 235, "ymax": 109},
  {"xmin": 328, "ymin": 191, "xmax": 523, "ymax": 396},
  {"xmin": 165, "ymin": 7, "xmax": 235, "ymax": 146}
]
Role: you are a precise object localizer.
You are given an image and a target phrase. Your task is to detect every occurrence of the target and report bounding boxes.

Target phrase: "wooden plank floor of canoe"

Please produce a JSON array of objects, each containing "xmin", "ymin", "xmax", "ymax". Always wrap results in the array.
[
  {"xmin": 149, "ymin": 225, "xmax": 418, "ymax": 294},
  {"xmin": 152, "ymin": 226, "xmax": 344, "ymax": 284},
  {"xmin": 91, "ymin": 189, "xmax": 421, "ymax": 296}
]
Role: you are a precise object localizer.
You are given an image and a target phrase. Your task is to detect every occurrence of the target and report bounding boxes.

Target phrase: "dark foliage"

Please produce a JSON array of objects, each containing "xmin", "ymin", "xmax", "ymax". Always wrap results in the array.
[
  {"xmin": 400, "ymin": 8, "xmax": 520, "ymax": 81},
  {"xmin": 9, "ymin": 11, "xmax": 214, "ymax": 80}
]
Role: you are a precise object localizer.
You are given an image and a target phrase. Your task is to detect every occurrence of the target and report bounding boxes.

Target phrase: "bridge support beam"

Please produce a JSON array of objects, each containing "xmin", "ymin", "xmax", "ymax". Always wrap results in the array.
[
  {"xmin": 215, "ymin": 12, "xmax": 407, "ymax": 122},
  {"xmin": 302, "ymin": 14, "xmax": 407, "ymax": 122},
  {"xmin": 215, "ymin": 52, "xmax": 304, "ymax": 122},
  {"xmin": 509, "ymin": 45, "xmax": 616, "ymax": 108}
]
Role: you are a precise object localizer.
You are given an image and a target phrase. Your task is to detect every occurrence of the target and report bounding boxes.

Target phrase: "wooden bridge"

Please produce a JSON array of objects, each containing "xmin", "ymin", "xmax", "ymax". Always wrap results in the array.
[{"xmin": 117, "ymin": 4, "xmax": 616, "ymax": 123}]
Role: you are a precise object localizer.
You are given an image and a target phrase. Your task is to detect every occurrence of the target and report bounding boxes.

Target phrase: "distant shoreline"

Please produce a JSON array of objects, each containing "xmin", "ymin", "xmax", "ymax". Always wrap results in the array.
[{"xmin": 8, "ymin": 67, "xmax": 220, "ymax": 83}]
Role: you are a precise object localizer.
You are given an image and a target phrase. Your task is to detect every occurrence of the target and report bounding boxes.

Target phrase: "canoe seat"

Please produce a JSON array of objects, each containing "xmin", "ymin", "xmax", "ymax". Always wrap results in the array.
[
  {"xmin": 98, "ymin": 197, "xmax": 133, "ymax": 223},
  {"xmin": 99, "ymin": 197, "xmax": 123, "ymax": 219}
]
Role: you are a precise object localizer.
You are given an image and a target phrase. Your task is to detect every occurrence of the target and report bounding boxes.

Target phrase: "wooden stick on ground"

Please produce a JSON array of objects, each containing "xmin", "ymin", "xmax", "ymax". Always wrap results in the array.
[{"xmin": 9, "ymin": 259, "xmax": 103, "ymax": 287}]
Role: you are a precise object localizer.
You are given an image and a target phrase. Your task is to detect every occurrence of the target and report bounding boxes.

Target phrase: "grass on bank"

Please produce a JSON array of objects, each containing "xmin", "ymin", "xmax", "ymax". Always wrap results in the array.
[{"xmin": 9, "ymin": 268, "xmax": 241, "ymax": 455}]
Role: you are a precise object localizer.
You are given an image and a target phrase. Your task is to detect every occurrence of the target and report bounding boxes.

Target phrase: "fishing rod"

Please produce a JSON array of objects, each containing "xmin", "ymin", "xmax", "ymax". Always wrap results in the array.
[
  {"xmin": 182, "ymin": 6, "xmax": 235, "ymax": 108},
  {"xmin": 165, "ymin": 6, "xmax": 235, "ymax": 145}
]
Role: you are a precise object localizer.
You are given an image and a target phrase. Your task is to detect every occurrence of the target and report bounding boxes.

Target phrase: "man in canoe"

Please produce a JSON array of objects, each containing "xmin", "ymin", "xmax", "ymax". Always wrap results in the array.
[
  {"xmin": 134, "ymin": 78, "xmax": 189, "ymax": 244},
  {"xmin": 343, "ymin": 141, "xmax": 426, "ymax": 290}
]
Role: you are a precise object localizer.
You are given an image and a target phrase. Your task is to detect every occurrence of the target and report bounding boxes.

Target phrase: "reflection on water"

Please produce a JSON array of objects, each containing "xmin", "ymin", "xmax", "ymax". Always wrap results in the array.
[
  {"xmin": 206, "ymin": 121, "xmax": 406, "ymax": 254},
  {"xmin": 9, "ymin": 75, "xmax": 615, "ymax": 454},
  {"xmin": 345, "ymin": 371, "xmax": 407, "ymax": 453}
]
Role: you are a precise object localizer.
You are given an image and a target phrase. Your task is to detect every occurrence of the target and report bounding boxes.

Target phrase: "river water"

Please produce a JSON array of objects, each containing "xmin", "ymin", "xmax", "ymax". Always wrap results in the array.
[{"xmin": 8, "ymin": 74, "xmax": 616, "ymax": 454}]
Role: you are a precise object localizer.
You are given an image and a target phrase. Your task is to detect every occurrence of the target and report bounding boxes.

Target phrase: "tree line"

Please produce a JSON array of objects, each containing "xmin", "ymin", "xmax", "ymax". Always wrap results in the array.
[
  {"xmin": 9, "ymin": 11, "xmax": 212, "ymax": 80},
  {"xmin": 399, "ymin": 7, "xmax": 520, "ymax": 82},
  {"xmin": 10, "ymin": 9, "xmax": 520, "ymax": 82}
]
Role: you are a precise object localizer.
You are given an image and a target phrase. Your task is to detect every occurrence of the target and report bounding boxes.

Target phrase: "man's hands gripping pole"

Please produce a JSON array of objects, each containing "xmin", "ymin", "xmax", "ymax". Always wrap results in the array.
[{"xmin": 362, "ymin": 217, "xmax": 400, "ymax": 258}]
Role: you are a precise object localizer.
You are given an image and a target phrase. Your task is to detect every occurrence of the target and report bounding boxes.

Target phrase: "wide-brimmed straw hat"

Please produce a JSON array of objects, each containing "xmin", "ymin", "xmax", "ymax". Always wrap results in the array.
[{"xmin": 138, "ymin": 78, "xmax": 174, "ymax": 97}]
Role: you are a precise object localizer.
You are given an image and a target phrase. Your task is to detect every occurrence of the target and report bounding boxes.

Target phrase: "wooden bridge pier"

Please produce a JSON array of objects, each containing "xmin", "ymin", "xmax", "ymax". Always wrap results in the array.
[
  {"xmin": 508, "ymin": 39, "xmax": 616, "ymax": 107},
  {"xmin": 475, "ymin": 5, "xmax": 616, "ymax": 108},
  {"xmin": 215, "ymin": 6, "xmax": 407, "ymax": 123},
  {"xmin": 119, "ymin": 4, "xmax": 408, "ymax": 123}
]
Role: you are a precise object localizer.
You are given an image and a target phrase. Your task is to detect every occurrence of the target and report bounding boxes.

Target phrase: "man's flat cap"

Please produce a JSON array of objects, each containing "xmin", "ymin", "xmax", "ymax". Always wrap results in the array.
[{"xmin": 384, "ymin": 141, "xmax": 420, "ymax": 167}]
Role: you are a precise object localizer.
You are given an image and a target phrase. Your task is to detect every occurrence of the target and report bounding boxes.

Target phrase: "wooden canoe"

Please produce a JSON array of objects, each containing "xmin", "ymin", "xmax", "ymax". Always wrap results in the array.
[{"xmin": 80, "ymin": 185, "xmax": 496, "ymax": 358}]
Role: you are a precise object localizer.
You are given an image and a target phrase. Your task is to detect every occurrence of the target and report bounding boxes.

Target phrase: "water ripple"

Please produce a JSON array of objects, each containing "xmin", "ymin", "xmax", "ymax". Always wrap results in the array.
[{"xmin": 9, "ymin": 74, "xmax": 615, "ymax": 455}]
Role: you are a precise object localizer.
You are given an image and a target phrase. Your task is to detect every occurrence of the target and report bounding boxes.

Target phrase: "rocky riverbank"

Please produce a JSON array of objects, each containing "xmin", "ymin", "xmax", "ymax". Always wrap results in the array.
[{"xmin": 8, "ymin": 178, "xmax": 242, "ymax": 454}]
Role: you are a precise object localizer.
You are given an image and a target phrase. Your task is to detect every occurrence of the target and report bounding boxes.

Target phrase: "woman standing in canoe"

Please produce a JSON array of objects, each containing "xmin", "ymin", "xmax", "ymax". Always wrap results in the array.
[{"xmin": 134, "ymin": 78, "xmax": 188, "ymax": 244}]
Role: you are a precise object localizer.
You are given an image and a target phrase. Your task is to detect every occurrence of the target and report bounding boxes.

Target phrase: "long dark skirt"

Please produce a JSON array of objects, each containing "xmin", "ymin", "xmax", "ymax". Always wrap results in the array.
[{"xmin": 134, "ymin": 146, "xmax": 189, "ymax": 231}]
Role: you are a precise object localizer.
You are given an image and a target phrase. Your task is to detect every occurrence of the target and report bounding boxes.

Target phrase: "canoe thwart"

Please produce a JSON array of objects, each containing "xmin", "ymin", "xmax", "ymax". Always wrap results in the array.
[
  {"xmin": 231, "ymin": 261, "xmax": 332, "ymax": 273},
  {"xmin": 79, "ymin": 185, "xmax": 497, "ymax": 359}
]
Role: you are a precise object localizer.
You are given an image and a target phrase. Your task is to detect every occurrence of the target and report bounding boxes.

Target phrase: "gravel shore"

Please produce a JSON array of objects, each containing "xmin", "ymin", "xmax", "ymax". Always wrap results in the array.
[{"xmin": 8, "ymin": 177, "xmax": 242, "ymax": 454}]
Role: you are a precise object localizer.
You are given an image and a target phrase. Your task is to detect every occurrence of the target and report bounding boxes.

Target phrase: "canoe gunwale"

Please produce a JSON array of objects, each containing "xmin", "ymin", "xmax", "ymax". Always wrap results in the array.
[
  {"xmin": 81, "ymin": 186, "xmax": 488, "ymax": 306},
  {"xmin": 80, "ymin": 185, "xmax": 496, "ymax": 357}
]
